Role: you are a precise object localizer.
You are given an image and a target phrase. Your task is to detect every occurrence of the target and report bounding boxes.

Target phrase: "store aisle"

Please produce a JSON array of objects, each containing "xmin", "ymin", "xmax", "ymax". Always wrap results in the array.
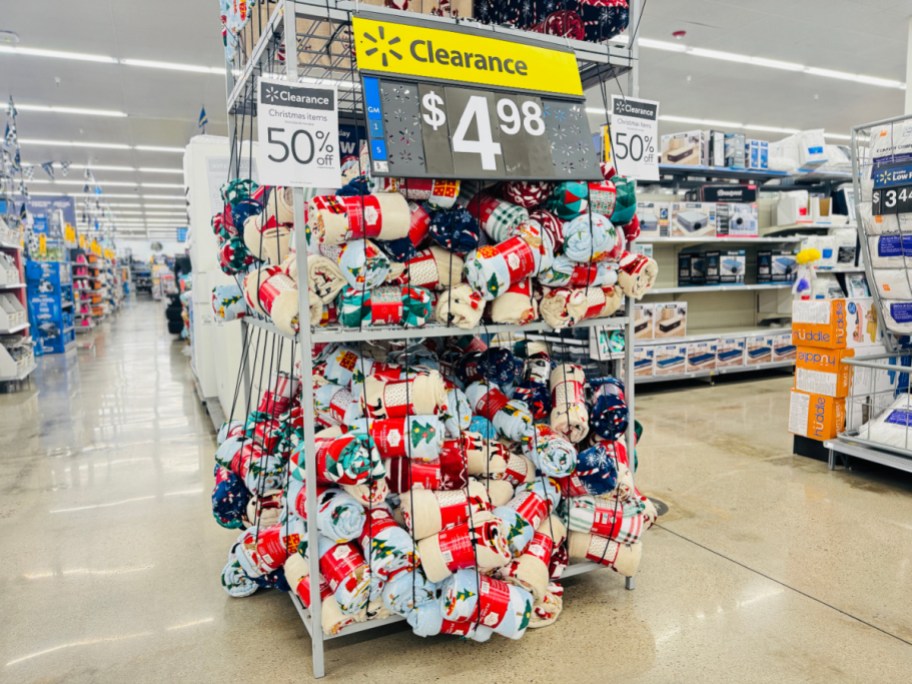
[{"xmin": 1, "ymin": 301, "xmax": 911, "ymax": 683}]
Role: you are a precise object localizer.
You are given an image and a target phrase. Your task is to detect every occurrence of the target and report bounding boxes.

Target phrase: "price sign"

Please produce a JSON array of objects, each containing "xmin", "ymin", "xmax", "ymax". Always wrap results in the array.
[
  {"xmin": 256, "ymin": 77, "xmax": 342, "ymax": 188},
  {"xmin": 363, "ymin": 76, "xmax": 599, "ymax": 181},
  {"xmin": 610, "ymin": 96, "xmax": 660, "ymax": 181},
  {"xmin": 873, "ymin": 185, "xmax": 912, "ymax": 215}
]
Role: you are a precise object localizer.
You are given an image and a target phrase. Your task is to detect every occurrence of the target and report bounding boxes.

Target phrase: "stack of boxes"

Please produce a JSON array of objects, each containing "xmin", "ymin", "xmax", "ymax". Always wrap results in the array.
[{"xmin": 789, "ymin": 299, "xmax": 882, "ymax": 442}]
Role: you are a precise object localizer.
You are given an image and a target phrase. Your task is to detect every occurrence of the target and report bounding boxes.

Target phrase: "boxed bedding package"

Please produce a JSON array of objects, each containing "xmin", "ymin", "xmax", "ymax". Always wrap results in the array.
[
  {"xmin": 789, "ymin": 389, "xmax": 845, "ymax": 441},
  {"xmin": 633, "ymin": 304, "xmax": 655, "ymax": 340},
  {"xmin": 671, "ymin": 202, "xmax": 717, "ymax": 237},
  {"xmin": 634, "ymin": 347, "xmax": 655, "ymax": 378},
  {"xmin": 792, "ymin": 299, "xmax": 881, "ymax": 350},
  {"xmin": 716, "ymin": 203, "xmax": 759, "ymax": 238},
  {"xmin": 661, "ymin": 131, "xmax": 705, "ymax": 166},
  {"xmin": 686, "ymin": 341, "xmax": 717, "ymax": 372},
  {"xmin": 794, "ymin": 347, "xmax": 854, "ymax": 398},
  {"xmin": 678, "ymin": 254, "xmax": 706, "ymax": 286},
  {"xmin": 637, "ymin": 201, "xmax": 670, "ymax": 237},
  {"xmin": 746, "ymin": 139, "xmax": 770, "ymax": 170},
  {"xmin": 654, "ymin": 302, "xmax": 687, "ymax": 338},
  {"xmin": 716, "ymin": 337, "xmax": 746, "ymax": 367},
  {"xmin": 704, "ymin": 250, "xmax": 746, "ymax": 284},
  {"xmin": 757, "ymin": 250, "xmax": 797, "ymax": 283},
  {"xmin": 771, "ymin": 332, "xmax": 797, "ymax": 362},
  {"xmin": 745, "ymin": 335, "xmax": 773, "ymax": 365},
  {"xmin": 724, "ymin": 132, "xmax": 747, "ymax": 168},
  {"xmin": 654, "ymin": 344, "xmax": 688, "ymax": 376}
]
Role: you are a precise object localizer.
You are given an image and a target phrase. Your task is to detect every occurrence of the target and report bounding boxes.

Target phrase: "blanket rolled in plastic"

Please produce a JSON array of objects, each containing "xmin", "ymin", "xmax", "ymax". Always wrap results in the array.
[
  {"xmin": 494, "ymin": 479, "xmax": 559, "ymax": 556},
  {"xmin": 313, "ymin": 381, "xmax": 362, "ymax": 428},
  {"xmin": 362, "ymin": 370, "xmax": 449, "ymax": 420},
  {"xmin": 456, "ymin": 347, "xmax": 518, "ymax": 388},
  {"xmin": 307, "ymin": 254, "xmax": 347, "ymax": 304},
  {"xmin": 435, "ymin": 283, "xmax": 485, "ymax": 329},
  {"xmin": 317, "ymin": 536, "xmax": 372, "ymax": 615},
  {"xmin": 549, "ymin": 364, "xmax": 590, "ymax": 443},
  {"xmin": 568, "ymin": 533, "xmax": 642, "ymax": 577},
  {"xmin": 211, "ymin": 283, "xmax": 247, "ymax": 321},
  {"xmin": 524, "ymin": 424, "xmax": 577, "ymax": 477},
  {"xmin": 391, "ymin": 178, "xmax": 461, "ymax": 210},
  {"xmin": 439, "ymin": 569, "xmax": 534, "ymax": 640},
  {"xmin": 428, "ymin": 206, "xmax": 481, "ymax": 256},
  {"xmin": 359, "ymin": 505, "xmax": 419, "ymax": 582},
  {"xmin": 349, "ymin": 415, "xmax": 445, "ymax": 462},
  {"xmin": 212, "ymin": 465, "xmax": 250, "ymax": 529},
  {"xmin": 398, "ymin": 479, "xmax": 491, "ymax": 540},
  {"xmin": 321, "ymin": 239, "xmax": 391, "ymax": 290},
  {"xmin": 235, "ymin": 515, "xmax": 306, "ymax": 577},
  {"xmin": 490, "ymin": 279, "xmax": 539, "ymax": 325},
  {"xmin": 589, "ymin": 376, "xmax": 629, "ymax": 440},
  {"xmin": 540, "ymin": 286, "xmax": 623, "ymax": 330},
  {"xmin": 309, "ymin": 430, "xmax": 386, "ymax": 486},
  {"xmin": 385, "ymin": 453, "xmax": 469, "ymax": 493},
  {"xmin": 538, "ymin": 255, "xmax": 617, "ymax": 288},
  {"xmin": 502, "ymin": 181, "xmax": 554, "ymax": 209},
  {"xmin": 417, "ymin": 511, "xmax": 513, "ymax": 583},
  {"xmin": 342, "ymin": 478, "xmax": 391, "ymax": 507},
  {"xmin": 339, "ymin": 285, "xmax": 434, "ymax": 329},
  {"xmin": 443, "ymin": 385, "xmax": 473, "ymax": 437},
  {"xmin": 284, "ymin": 552, "xmax": 358, "ymax": 635},
  {"xmin": 307, "ymin": 193, "xmax": 411, "ymax": 246},
  {"xmin": 243, "ymin": 214, "xmax": 292, "ymax": 264},
  {"xmin": 221, "ymin": 544, "xmax": 259, "ymax": 598},
  {"xmin": 407, "ymin": 601, "xmax": 494, "ymax": 641},
  {"xmin": 465, "ymin": 380, "xmax": 534, "ymax": 443},
  {"xmin": 562, "ymin": 213, "xmax": 625, "ymax": 263},
  {"xmin": 261, "ymin": 186, "xmax": 295, "ymax": 225},
  {"xmin": 387, "ymin": 247, "xmax": 464, "ymax": 290},
  {"xmin": 292, "ymin": 484, "xmax": 366, "ymax": 544},
  {"xmin": 567, "ymin": 494, "xmax": 648, "ymax": 546},
  {"xmin": 465, "ymin": 222, "xmax": 553, "ymax": 301},
  {"xmin": 569, "ymin": 442, "xmax": 620, "ymax": 497},
  {"xmin": 617, "ymin": 250, "xmax": 658, "ymax": 299},
  {"xmin": 467, "ymin": 194, "xmax": 531, "ymax": 242},
  {"xmin": 497, "ymin": 515, "xmax": 566, "ymax": 600}
]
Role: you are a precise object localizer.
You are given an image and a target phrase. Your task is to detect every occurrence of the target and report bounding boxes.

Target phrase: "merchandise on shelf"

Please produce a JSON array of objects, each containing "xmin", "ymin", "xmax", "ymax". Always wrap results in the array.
[{"xmin": 25, "ymin": 260, "xmax": 75, "ymax": 355}]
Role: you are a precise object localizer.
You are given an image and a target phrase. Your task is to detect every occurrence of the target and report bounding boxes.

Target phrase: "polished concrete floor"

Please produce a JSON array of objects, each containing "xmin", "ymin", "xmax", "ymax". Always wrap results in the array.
[{"xmin": 1, "ymin": 301, "xmax": 911, "ymax": 683}]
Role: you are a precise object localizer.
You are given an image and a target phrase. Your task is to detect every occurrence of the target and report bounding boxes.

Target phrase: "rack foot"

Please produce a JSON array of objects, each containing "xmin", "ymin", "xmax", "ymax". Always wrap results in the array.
[{"xmin": 625, "ymin": 576, "xmax": 636, "ymax": 591}]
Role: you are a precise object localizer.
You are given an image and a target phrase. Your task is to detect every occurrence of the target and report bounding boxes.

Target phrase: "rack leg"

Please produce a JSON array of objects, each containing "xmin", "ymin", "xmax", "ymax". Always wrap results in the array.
[
  {"xmin": 827, "ymin": 448, "xmax": 835, "ymax": 471},
  {"xmin": 312, "ymin": 627, "xmax": 325, "ymax": 679},
  {"xmin": 625, "ymin": 576, "xmax": 636, "ymax": 591}
]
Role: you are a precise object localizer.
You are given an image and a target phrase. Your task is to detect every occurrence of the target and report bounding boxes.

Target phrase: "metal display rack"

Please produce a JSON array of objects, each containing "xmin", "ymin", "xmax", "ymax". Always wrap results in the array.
[{"xmin": 223, "ymin": 1, "xmax": 643, "ymax": 678}]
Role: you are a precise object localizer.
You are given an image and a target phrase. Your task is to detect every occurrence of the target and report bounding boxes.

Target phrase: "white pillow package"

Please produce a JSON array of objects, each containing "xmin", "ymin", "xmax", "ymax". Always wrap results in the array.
[
  {"xmin": 868, "ymin": 233, "xmax": 912, "ymax": 268},
  {"xmin": 857, "ymin": 393, "xmax": 912, "ymax": 450}
]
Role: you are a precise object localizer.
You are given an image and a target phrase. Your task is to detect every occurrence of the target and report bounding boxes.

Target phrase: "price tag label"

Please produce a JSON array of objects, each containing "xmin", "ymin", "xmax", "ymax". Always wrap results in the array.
[
  {"xmin": 256, "ymin": 77, "xmax": 342, "ymax": 188},
  {"xmin": 610, "ymin": 96, "xmax": 660, "ymax": 181},
  {"xmin": 364, "ymin": 76, "xmax": 599, "ymax": 181},
  {"xmin": 873, "ymin": 185, "xmax": 912, "ymax": 215}
]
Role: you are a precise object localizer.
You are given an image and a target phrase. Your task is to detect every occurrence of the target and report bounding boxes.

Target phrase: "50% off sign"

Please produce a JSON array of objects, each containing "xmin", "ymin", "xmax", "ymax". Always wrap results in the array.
[{"xmin": 257, "ymin": 77, "xmax": 342, "ymax": 188}]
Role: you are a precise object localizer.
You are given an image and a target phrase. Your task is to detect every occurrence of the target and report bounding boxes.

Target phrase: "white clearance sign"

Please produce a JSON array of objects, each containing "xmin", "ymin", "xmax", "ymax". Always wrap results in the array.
[
  {"xmin": 610, "ymin": 96, "xmax": 660, "ymax": 181},
  {"xmin": 256, "ymin": 77, "xmax": 342, "ymax": 188}
]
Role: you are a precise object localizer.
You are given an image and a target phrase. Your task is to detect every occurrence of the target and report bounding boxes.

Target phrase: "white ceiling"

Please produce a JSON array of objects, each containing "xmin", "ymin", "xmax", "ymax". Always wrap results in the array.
[{"xmin": 1, "ymin": 0, "xmax": 912, "ymax": 237}]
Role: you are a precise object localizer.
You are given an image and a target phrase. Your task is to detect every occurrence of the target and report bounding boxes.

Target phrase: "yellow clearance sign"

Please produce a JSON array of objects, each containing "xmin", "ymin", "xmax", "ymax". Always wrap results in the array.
[{"xmin": 352, "ymin": 16, "xmax": 584, "ymax": 98}]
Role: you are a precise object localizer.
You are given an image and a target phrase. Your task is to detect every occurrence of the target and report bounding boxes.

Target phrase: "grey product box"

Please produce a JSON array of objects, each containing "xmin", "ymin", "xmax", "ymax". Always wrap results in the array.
[
  {"xmin": 719, "ymin": 249, "xmax": 747, "ymax": 284},
  {"xmin": 708, "ymin": 130, "xmax": 726, "ymax": 167},
  {"xmin": 758, "ymin": 250, "xmax": 797, "ymax": 282},
  {"xmin": 724, "ymin": 132, "xmax": 746, "ymax": 168},
  {"xmin": 716, "ymin": 202, "xmax": 759, "ymax": 237},
  {"xmin": 757, "ymin": 250, "xmax": 773, "ymax": 283},
  {"xmin": 704, "ymin": 250, "xmax": 721, "ymax": 284},
  {"xmin": 678, "ymin": 253, "xmax": 692, "ymax": 285},
  {"xmin": 691, "ymin": 255, "xmax": 706, "ymax": 284}
]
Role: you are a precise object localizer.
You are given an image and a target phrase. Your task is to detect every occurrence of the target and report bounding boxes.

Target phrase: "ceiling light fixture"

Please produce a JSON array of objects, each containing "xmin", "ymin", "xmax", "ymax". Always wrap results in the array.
[
  {"xmin": 138, "ymin": 167, "xmax": 183, "ymax": 175},
  {"xmin": 141, "ymin": 182, "xmax": 185, "ymax": 189},
  {"xmin": 660, "ymin": 115, "xmax": 744, "ymax": 128},
  {"xmin": 134, "ymin": 145, "xmax": 185, "ymax": 154},
  {"xmin": 18, "ymin": 138, "xmax": 131, "ymax": 150},
  {"xmin": 14, "ymin": 103, "xmax": 127, "ymax": 118},
  {"xmin": 30, "ymin": 179, "xmax": 139, "ymax": 188},
  {"xmin": 142, "ymin": 194, "xmax": 185, "ymax": 200},
  {"xmin": 0, "ymin": 45, "xmax": 116, "ymax": 63},
  {"xmin": 119, "ymin": 58, "xmax": 224, "ymax": 75}
]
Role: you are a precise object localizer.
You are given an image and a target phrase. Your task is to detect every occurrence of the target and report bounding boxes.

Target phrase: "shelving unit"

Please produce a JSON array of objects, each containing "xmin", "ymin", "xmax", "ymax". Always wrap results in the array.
[
  {"xmin": 0, "ymin": 218, "xmax": 36, "ymax": 384},
  {"xmin": 223, "ymin": 1, "xmax": 643, "ymax": 677}
]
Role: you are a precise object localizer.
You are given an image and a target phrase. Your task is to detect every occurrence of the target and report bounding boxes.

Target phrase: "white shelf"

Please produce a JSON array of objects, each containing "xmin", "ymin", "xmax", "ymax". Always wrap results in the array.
[
  {"xmin": 645, "ymin": 283, "xmax": 791, "ymax": 295},
  {"xmin": 639, "ymin": 360, "xmax": 795, "ymax": 384},
  {"xmin": 0, "ymin": 322, "xmax": 30, "ymax": 335},
  {"xmin": 0, "ymin": 239, "xmax": 21, "ymax": 251},
  {"xmin": 817, "ymin": 267, "xmax": 865, "ymax": 274},
  {"xmin": 637, "ymin": 325, "xmax": 791, "ymax": 347},
  {"xmin": 639, "ymin": 236, "xmax": 802, "ymax": 245},
  {"xmin": 0, "ymin": 282, "xmax": 25, "ymax": 290}
]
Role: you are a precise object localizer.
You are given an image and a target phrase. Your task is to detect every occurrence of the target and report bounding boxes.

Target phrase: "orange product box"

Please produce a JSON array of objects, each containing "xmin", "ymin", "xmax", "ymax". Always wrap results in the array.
[
  {"xmin": 792, "ymin": 299, "xmax": 848, "ymax": 349},
  {"xmin": 794, "ymin": 347, "xmax": 855, "ymax": 398},
  {"xmin": 788, "ymin": 389, "xmax": 846, "ymax": 441}
]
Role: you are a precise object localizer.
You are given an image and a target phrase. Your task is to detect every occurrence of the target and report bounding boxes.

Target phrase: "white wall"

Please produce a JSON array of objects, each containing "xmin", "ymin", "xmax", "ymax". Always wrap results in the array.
[{"xmin": 117, "ymin": 238, "xmax": 189, "ymax": 262}]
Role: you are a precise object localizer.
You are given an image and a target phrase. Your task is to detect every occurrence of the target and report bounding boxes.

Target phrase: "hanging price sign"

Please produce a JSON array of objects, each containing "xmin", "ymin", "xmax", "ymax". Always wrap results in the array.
[
  {"xmin": 355, "ymin": 13, "xmax": 599, "ymax": 181},
  {"xmin": 609, "ymin": 95, "xmax": 660, "ymax": 181},
  {"xmin": 256, "ymin": 76, "xmax": 342, "ymax": 188},
  {"xmin": 873, "ymin": 185, "xmax": 912, "ymax": 215}
]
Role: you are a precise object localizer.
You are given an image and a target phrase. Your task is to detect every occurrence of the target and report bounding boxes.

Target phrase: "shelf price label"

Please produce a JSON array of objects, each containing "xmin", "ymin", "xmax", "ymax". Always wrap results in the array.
[
  {"xmin": 363, "ymin": 77, "xmax": 599, "ymax": 181},
  {"xmin": 873, "ymin": 185, "xmax": 912, "ymax": 215},
  {"xmin": 609, "ymin": 95, "xmax": 660, "ymax": 181},
  {"xmin": 256, "ymin": 77, "xmax": 342, "ymax": 188}
]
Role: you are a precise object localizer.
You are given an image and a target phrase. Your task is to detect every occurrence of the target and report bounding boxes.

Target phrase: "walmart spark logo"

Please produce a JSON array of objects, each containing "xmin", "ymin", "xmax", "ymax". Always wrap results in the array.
[
  {"xmin": 264, "ymin": 85, "xmax": 281, "ymax": 103},
  {"xmin": 363, "ymin": 26, "xmax": 403, "ymax": 67}
]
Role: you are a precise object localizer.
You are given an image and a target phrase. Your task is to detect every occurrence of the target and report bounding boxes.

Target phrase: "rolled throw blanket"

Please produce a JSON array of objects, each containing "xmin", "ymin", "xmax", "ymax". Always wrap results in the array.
[
  {"xmin": 307, "ymin": 193, "xmax": 410, "ymax": 246},
  {"xmin": 380, "ymin": 201, "xmax": 432, "ymax": 262},
  {"xmin": 243, "ymin": 265, "xmax": 281, "ymax": 316},
  {"xmin": 513, "ymin": 350, "xmax": 552, "ymax": 421},
  {"xmin": 464, "ymin": 236, "xmax": 540, "ymax": 302},
  {"xmin": 456, "ymin": 347, "xmax": 518, "ymax": 388},
  {"xmin": 317, "ymin": 536, "xmax": 372, "ymax": 615},
  {"xmin": 256, "ymin": 268, "xmax": 300, "ymax": 336},
  {"xmin": 524, "ymin": 423, "xmax": 577, "ymax": 477},
  {"xmin": 217, "ymin": 439, "xmax": 285, "ymax": 494},
  {"xmin": 243, "ymin": 214, "xmax": 292, "ymax": 264},
  {"xmin": 497, "ymin": 515, "xmax": 567, "ymax": 600},
  {"xmin": 538, "ymin": 255, "xmax": 618, "ymax": 288},
  {"xmin": 235, "ymin": 516, "xmax": 306, "ymax": 577},
  {"xmin": 550, "ymin": 364, "xmax": 589, "ymax": 443},
  {"xmin": 589, "ymin": 376, "xmax": 628, "ymax": 440},
  {"xmin": 221, "ymin": 544, "xmax": 259, "ymax": 598},
  {"xmin": 385, "ymin": 454, "xmax": 468, "ymax": 493},
  {"xmin": 493, "ymin": 480, "xmax": 558, "ymax": 556},
  {"xmin": 572, "ymin": 442, "xmax": 620, "ymax": 496},
  {"xmin": 349, "ymin": 415, "xmax": 445, "ymax": 462},
  {"xmin": 546, "ymin": 181, "xmax": 589, "ymax": 219},
  {"xmin": 562, "ymin": 213, "xmax": 625, "ymax": 263},
  {"xmin": 307, "ymin": 254, "xmax": 347, "ymax": 304},
  {"xmin": 293, "ymin": 485, "xmax": 366, "ymax": 544},
  {"xmin": 530, "ymin": 208, "xmax": 564, "ymax": 250},
  {"xmin": 568, "ymin": 495, "xmax": 648, "ymax": 546},
  {"xmin": 617, "ymin": 250, "xmax": 658, "ymax": 299},
  {"xmin": 339, "ymin": 285, "xmax": 434, "ymax": 328},
  {"xmin": 465, "ymin": 381, "xmax": 534, "ymax": 443},
  {"xmin": 313, "ymin": 382, "xmax": 362, "ymax": 428},
  {"xmin": 211, "ymin": 466, "xmax": 250, "ymax": 530},
  {"xmin": 218, "ymin": 235, "xmax": 257, "ymax": 275},
  {"xmin": 428, "ymin": 206, "xmax": 481, "ymax": 256},
  {"xmin": 362, "ymin": 370, "xmax": 449, "ymax": 420},
  {"xmin": 398, "ymin": 479, "xmax": 491, "ymax": 540},
  {"xmin": 343, "ymin": 478, "xmax": 390, "ymax": 507},
  {"xmin": 387, "ymin": 247, "xmax": 464, "ymax": 290},
  {"xmin": 588, "ymin": 179, "xmax": 617, "ymax": 217},
  {"xmin": 382, "ymin": 568, "xmax": 437, "ymax": 619},
  {"xmin": 262, "ymin": 186, "xmax": 295, "ymax": 225},
  {"xmin": 284, "ymin": 552, "xmax": 358, "ymax": 635},
  {"xmin": 322, "ymin": 346, "xmax": 371, "ymax": 389},
  {"xmin": 417, "ymin": 511, "xmax": 512, "ymax": 583},
  {"xmin": 217, "ymin": 420, "xmax": 245, "ymax": 445},
  {"xmin": 211, "ymin": 283, "xmax": 247, "ymax": 321},
  {"xmin": 610, "ymin": 175, "xmax": 637, "ymax": 226},
  {"xmin": 439, "ymin": 569, "xmax": 534, "ymax": 640},
  {"xmin": 467, "ymin": 194, "xmax": 531, "ymax": 242},
  {"xmin": 395, "ymin": 178, "xmax": 461, "ymax": 210},
  {"xmin": 322, "ymin": 240, "xmax": 391, "ymax": 290},
  {"xmin": 502, "ymin": 181, "xmax": 554, "ymax": 209},
  {"xmin": 568, "ymin": 533, "xmax": 642, "ymax": 577},
  {"xmin": 310, "ymin": 430, "xmax": 386, "ymax": 486},
  {"xmin": 435, "ymin": 283, "xmax": 485, "ymax": 329},
  {"xmin": 622, "ymin": 214, "xmax": 641, "ymax": 243},
  {"xmin": 489, "ymin": 452, "xmax": 537, "ymax": 487},
  {"xmin": 529, "ymin": 582, "xmax": 564, "ymax": 629},
  {"xmin": 540, "ymin": 286, "xmax": 624, "ymax": 330},
  {"xmin": 490, "ymin": 279, "xmax": 539, "ymax": 325},
  {"xmin": 462, "ymin": 432, "xmax": 511, "ymax": 478},
  {"xmin": 407, "ymin": 600, "xmax": 495, "ymax": 641},
  {"xmin": 443, "ymin": 385, "xmax": 472, "ymax": 437},
  {"xmin": 359, "ymin": 505, "xmax": 419, "ymax": 582}
]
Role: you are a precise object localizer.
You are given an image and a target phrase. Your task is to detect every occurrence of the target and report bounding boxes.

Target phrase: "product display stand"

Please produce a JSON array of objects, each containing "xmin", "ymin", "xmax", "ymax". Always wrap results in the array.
[
  {"xmin": 221, "ymin": 1, "xmax": 645, "ymax": 678},
  {"xmin": 0, "ymin": 218, "xmax": 36, "ymax": 383}
]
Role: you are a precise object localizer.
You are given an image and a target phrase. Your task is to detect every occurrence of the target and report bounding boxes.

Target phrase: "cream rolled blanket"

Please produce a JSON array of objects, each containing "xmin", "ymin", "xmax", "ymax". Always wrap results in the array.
[
  {"xmin": 435, "ymin": 283, "xmax": 485, "ymax": 329},
  {"xmin": 417, "ymin": 511, "xmax": 512, "ymax": 583},
  {"xmin": 307, "ymin": 254, "xmax": 346, "ymax": 304},
  {"xmin": 387, "ymin": 247, "xmax": 465, "ymax": 290},
  {"xmin": 262, "ymin": 186, "xmax": 295, "ymax": 225},
  {"xmin": 550, "ymin": 364, "xmax": 590, "ymax": 443},
  {"xmin": 540, "ymin": 286, "xmax": 624, "ymax": 330},
  {"xmin": 285, "ymin": 552, "xmax": 357, "ymax": 636},
  {"xmin": 243, "ymin": 214, "xmax": 292, "ymax": 264},
  {"xmin": 398, "ymin": 479, "xmax": 491, "ymax": 540},
  {"xmin": 568, "ymin": 533, "xmax": 642, "ymax": 577},
  {"xmin": 617, "ymin": 251, "xmax": 659, "ymax": 299},
  {"xmin": 490, "ymin": 279, "xmax": 539, "ymax": 325},
  {"xmin": 362, "ymin": 370, "xmax": 449, "ymax": 420},
  {"xmin": 307, "ymin": 193, "xmax": 411, "ymax": 246},
  {"xmin": 496, "ymin": 515, "xmax": 566, "ymax": 601}
]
